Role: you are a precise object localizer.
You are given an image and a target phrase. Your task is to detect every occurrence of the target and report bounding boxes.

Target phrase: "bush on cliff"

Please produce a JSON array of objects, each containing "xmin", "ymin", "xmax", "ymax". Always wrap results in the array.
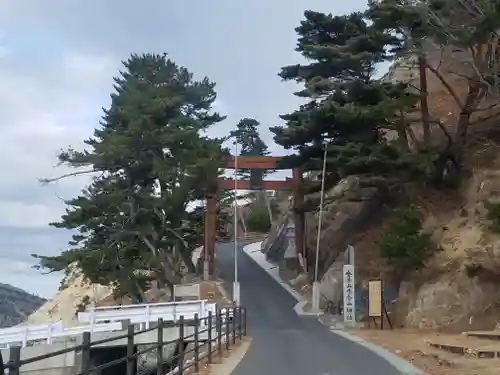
[
  {"xmin": 246, "ymin": 204, "xmax": 272, "ymax": 233},
  {"xmin": 377, "ymin": 204, "xmax": 439, "ymax": 284}
]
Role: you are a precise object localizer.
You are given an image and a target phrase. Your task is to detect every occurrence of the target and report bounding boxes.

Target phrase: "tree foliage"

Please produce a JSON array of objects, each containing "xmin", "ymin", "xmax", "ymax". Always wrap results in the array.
[
  {"xmin": 33, "ymin": 53, "xmax": 228, "ymax": 301},
  {"xmin": 229, "ymin": 118, "xmax": 270, "ymax": 179},
  {"xmin": 376, "ymin": 204, "xmax": 438, "ymax": 284},
  {"xmin": 271, "ymin": 10, "xmax": 424, "ymax": 201},
  {"xmin": 368, "ymin": 0, "xmax": 500, "ymax": 167},
  {"xmin": 229, "ymin": 118, "xmax": 274, "ymax": 221},
  {"xmin": 245, "ymin": 204, "xmax": 272, "ymax": 233}
]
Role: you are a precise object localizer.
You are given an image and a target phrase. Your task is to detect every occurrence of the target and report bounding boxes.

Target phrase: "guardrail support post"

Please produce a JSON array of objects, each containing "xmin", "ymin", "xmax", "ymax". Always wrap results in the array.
[
  {"xmin": 194, "ymin": 314, "xmax": 200, "ymax": 373},
  {"xmin": 80, "ymin": 331, "xmax": 91, "ymax": 375},
  {"xmin": 243, "ymin": 307, "xmax": 247, "ymax": 336},
  {"xmin": 207, "ymin": 311, "xmax": 213, "ymax": 364},
  {"xmin": 237, "ymin": 307, "xmax": 242, "ymax": 340},
  {"xmin": 126, "ymin": 324, "xmax": 135, "ymax": 375},
  {"xmin": 225, "ymin": 309, "xmax": 230, "ymax": 351},
  {"xmin": 157, "ymin": 318, "xmax": 164, "ymax": 375},
  {"xmin": 178, "ymin": 315, "xmax": 185, "ymax": 375},
  {"xmin": 8, "ymin": 346, "xmax": 21, "ymax": 375},
  {"xmin": 232, "ymin": 307, "xmax": 236, "ymax": 345},
  {"xmin": 216, "ymin": 310, "xmax": 222, "ymax": 357}
]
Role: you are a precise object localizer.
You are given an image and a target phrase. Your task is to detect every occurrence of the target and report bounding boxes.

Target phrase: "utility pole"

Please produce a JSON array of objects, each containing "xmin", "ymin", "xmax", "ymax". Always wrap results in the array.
[
  {"xmin": 312, "ymin": 147, "xmax": 327, "ymax": 313},
  {"xmin": 233, "ymin": 142, "xmax": 241, "ymax": 306}
]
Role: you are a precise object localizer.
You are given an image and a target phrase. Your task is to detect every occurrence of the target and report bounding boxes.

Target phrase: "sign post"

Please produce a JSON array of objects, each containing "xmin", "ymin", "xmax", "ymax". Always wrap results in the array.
[
  {"xmin": 342, "ymin": 264, "xmax": 356, "ymax": 324},
  {"xmin": 367, "ymin": 280, "xmax": 393, "ymax": 330},
  {"xmin": 368, "ymin": 280, "xmax": 382, "ymax": 318}
]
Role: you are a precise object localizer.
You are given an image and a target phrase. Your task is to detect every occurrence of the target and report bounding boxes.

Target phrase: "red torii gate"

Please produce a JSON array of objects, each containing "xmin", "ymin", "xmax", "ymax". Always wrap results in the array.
[{"xmin": 204, "ymin": 155, "xmax": 305, "ymax": 275}]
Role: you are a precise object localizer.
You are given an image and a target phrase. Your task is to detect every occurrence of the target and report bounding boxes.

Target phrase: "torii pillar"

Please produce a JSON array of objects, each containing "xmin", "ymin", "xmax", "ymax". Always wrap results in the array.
[
  {"xmin": 204, "ymin": 156, "xmax": 306, "ymax": 278},
  {"xmin": 204, "ymin": 195, "xmax": 217, "ymax": 279},
  {"xmin": 292, "ymin": 167, "xmax": 305, "ymax": 269}
]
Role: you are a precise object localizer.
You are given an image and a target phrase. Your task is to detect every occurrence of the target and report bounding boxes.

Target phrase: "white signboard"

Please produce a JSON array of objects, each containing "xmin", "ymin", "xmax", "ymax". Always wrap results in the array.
[
  {"xmin": 173, "ymin": 283, "xmax": 201, "ymax": 300},
  {"xmin": 342, "ymin": 264, "xmax": 356, "ymax": 324}
]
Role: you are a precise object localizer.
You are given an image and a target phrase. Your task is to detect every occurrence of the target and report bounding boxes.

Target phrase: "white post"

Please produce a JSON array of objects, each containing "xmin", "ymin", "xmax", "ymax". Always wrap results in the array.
[
  {"xmin": 312, "ymin": 147, "xmax": 328, "ymax": 313},
  {"xmin": 233, "ymin": 142, "xmax": 241, "ymax": 306},
  {"xmin": 200, "ymin": 300, "xmax": 207, "ymax": 328},
  {"xmin": 203, "ymin": 196, "xmax": 210, "ymax": 281},
  {"xmin": 46, "ymin": 323, "xmax": 53, "ymax": 345},
  {"xmin": 22, "ymin": 328, "xmax": 28, "ymax": 348},
  {"xmin": 90, "ymin": 305, "xmax": 96, "ymax": 333},
  {"xmin": 145, "ymin": 305, "xmax": 151, "ymax": 329}
]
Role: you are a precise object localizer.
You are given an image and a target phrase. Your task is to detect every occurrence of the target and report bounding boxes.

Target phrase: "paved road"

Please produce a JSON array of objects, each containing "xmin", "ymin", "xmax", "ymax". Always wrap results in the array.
[{"xmin": 216, "ymin": 242, "xmax": 402, "ymax": 375}]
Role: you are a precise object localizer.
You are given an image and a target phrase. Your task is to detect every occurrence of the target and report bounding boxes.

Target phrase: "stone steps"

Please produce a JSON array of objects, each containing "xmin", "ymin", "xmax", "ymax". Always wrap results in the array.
[
  {"xmin": 429, "ymin": 331, "xmax": 500, "ymax": 358},
  {"xmin": 464, "ymin": 330, "xmax": 500, "ymax": 341}
]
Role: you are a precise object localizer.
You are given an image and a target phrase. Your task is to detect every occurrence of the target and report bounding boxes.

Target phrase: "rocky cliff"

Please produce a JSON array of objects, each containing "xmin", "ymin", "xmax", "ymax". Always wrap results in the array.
[
  {"xmin": 0, "ymin": 283, "xmax": 46, "ymax": 327},
  {"xmin": 268, "ymin": 42, "xmax": 500, "ymax": 332}
]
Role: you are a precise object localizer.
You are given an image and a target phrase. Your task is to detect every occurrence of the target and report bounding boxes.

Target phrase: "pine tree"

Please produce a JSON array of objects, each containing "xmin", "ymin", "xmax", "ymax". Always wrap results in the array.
[
  {"xmin": 33, "ymin": 54, "xmax": 227, "ymax": 301},
  {"xmin": 229, "ymin": 118, "xmax": 270, "ymax": 179},
  {"xmin": 229, "ymin": 118, "xmax": 275, "ymax": 222},
  {"xmin": 367, "ymin": 0, "xmax": 500, "ymax": 179},
  {"xmin": 271, "ymin": 10, "xmax": 421, "ymax": 199}
]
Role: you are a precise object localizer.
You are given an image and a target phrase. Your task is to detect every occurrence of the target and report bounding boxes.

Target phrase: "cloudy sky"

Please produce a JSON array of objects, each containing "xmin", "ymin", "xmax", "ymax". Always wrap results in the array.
[{"xmin": 0, "ymin": 0, "xmax": 368, "ymax": 298}]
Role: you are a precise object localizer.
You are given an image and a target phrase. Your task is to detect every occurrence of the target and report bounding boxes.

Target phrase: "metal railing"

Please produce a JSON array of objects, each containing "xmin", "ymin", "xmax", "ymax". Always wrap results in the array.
[
  {"xmin": 0, "ymin": 300, "xmax": 218, "ymax": 348},
  {"xmin": 78, "ymin": 299, "xmax": 216, "ymax": 330},
  {"xmin": 4, "ymin": 306, "xmax": 247, "ymax": 375}
]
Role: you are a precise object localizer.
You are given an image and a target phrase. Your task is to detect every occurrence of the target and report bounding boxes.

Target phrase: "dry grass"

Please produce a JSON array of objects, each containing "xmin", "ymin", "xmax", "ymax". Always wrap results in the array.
[
  {"xmin": 354, "ymin": 329, "xmax": 500, "ymax": 375},
  {"xmin": 190, "ymin": 337, "xmax": 251, "ymax": 375},
  {"xmin": 199, "ymin": 281, "xmax": 230, "ymax": 307}
]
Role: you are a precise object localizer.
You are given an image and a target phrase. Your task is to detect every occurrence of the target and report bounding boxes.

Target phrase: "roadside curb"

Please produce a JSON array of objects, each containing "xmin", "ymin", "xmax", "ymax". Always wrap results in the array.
[
  {"xmin": 331, "ymin": 330, "xmax": 428, "ymax": 375},
  {"xmin": 205, "ymin": 338, "xmax": 252, "ymax": 375},
  {"xmin": 242, "ymin": 242, "xmax": 322, "ymax": 317}
]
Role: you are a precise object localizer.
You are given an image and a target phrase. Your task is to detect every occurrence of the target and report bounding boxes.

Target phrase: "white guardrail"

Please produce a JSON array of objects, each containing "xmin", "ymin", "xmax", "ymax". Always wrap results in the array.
[
  {"xmin": 78, "ymin": 299, "xmax": 217, "ymax": 330},
  {"xmin": 0, "ymin": 322, "xmax": 123, "ymax": 348},
  {"xmin": 0, "ymin": 299, "xmax": 228, "ymax": 348}
]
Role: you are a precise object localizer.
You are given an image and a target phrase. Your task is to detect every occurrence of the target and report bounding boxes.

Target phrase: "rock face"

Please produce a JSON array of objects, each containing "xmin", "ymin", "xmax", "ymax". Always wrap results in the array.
[
  {"xmin": 268, "ymin": 146, "xmax": 500, "ymax": 330},
  {"xmin": 401, "ymin": 273, "xmax": 500, "ymax": 330},
  {"xmin": 26, "ymin": 262, "xmax": 227, "ymax": 328},
  {"xmin": 305, "ymin": 177, "xmax": 383, "ymax": 277},
  {"xmin": 257, "ymin": 38, "xmax": 500, "ymax": 329},
  {"xmin": 397, "ymin": 161, "xmax": 500, "ymax": 330},
  {"xmin": 0, "ymin": 283, "xmax": 46, "ymax": 327},
  {"xmin": 27, "ymin": 265, "xmax": 114, "ymax": 326}
]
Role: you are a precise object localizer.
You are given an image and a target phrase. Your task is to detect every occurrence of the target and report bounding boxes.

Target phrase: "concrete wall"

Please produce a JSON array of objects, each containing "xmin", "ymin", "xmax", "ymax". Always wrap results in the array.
[
  {"xmin": 135, "ymin": 343, "xmax": 178, "ymax": 374},
  {"xmin": 2, "ymin": 341, "xmax": 77, "ymax": 375},
  {"xmin": 2, "ymin": 326, "xmax": 216, "ymax": 375}
]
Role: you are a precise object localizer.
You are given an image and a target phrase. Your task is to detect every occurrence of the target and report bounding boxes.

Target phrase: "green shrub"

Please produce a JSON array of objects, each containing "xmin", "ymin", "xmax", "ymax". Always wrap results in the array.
[
  {"xmin": 485, "ymin": 200, "xmax": 500, "ymax": 233},
  {"xmin": 246, "ymin": 204, "xmax": 271, "ymax": 233},
  {"xmin": 377, "ymin": 204, "xmax": 438, "ymax": 284}
]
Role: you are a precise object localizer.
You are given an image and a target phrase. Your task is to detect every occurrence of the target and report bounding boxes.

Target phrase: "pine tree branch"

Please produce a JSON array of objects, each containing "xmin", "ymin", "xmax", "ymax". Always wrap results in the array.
[
  {"xmin": 425, "ymin": 60, "xmax": 464, "ymax": 108},
  {"xmin": 39, "ymin": 169, "xmax": 98, "ymax": 185}
]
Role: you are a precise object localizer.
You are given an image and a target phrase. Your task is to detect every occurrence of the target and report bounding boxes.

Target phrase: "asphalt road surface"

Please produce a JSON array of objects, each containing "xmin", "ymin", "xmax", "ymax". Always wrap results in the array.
[{"xmin": 216, "ymin": 242, "xmax": 402, "ymax": 375}]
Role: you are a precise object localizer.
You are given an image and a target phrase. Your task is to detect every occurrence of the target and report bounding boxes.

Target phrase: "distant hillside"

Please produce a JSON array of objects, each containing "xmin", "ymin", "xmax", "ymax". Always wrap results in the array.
[{"xmin": 0, "ymin": 283, "xmax": 46, "ymax": 327}]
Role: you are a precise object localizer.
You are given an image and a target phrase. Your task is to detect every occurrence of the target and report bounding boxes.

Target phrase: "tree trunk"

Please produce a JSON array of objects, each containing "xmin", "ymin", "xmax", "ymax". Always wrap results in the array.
[
  {"xmin": 396, "ymin": 124, "xmax": 410, "ymax": 152},
  {"xmin": 130, "ymin": 281, "xmax": 148, "ymax": 303},
  {"xmin": 140, "ymin": 234, "xmax": 182, "ymax": 291},
  {"xmin": 161, "ymin": 252, "xmax": 182, "ymax": 287},
  {"xmin": 262, "ymin": 190, "xmax": 274, "ymax": 224},
  {"xmin": 455, "ymin": 84, "xmax": 481, "ymax": 165},
  {"xmin": 133, "ymin": 293, "xmax": 145, "ymax": 303},
  {"xmin": 418, "ymin": 54, "xmax": 431, "ymax": 149},
  {"xmin": 177, "ymin": 240, "xmax": 196, "ymax": 273}
]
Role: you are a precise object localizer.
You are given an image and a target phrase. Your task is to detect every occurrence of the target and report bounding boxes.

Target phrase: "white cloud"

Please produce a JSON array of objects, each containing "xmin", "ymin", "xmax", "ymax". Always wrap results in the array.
[
  {"xmin": 0, "ymin": 259, "xmax": 61, "ymax": 298},
  {"xmin": 212, "ymin": 99, "xmax": 228, "ymax": 115},
  {"xmin": 0, "ymin": 201, "xmax": 63, "ymax": 228},
  {"xmin": 0, "ymin": 49, "xmax": 119, "ymax": 296}
]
